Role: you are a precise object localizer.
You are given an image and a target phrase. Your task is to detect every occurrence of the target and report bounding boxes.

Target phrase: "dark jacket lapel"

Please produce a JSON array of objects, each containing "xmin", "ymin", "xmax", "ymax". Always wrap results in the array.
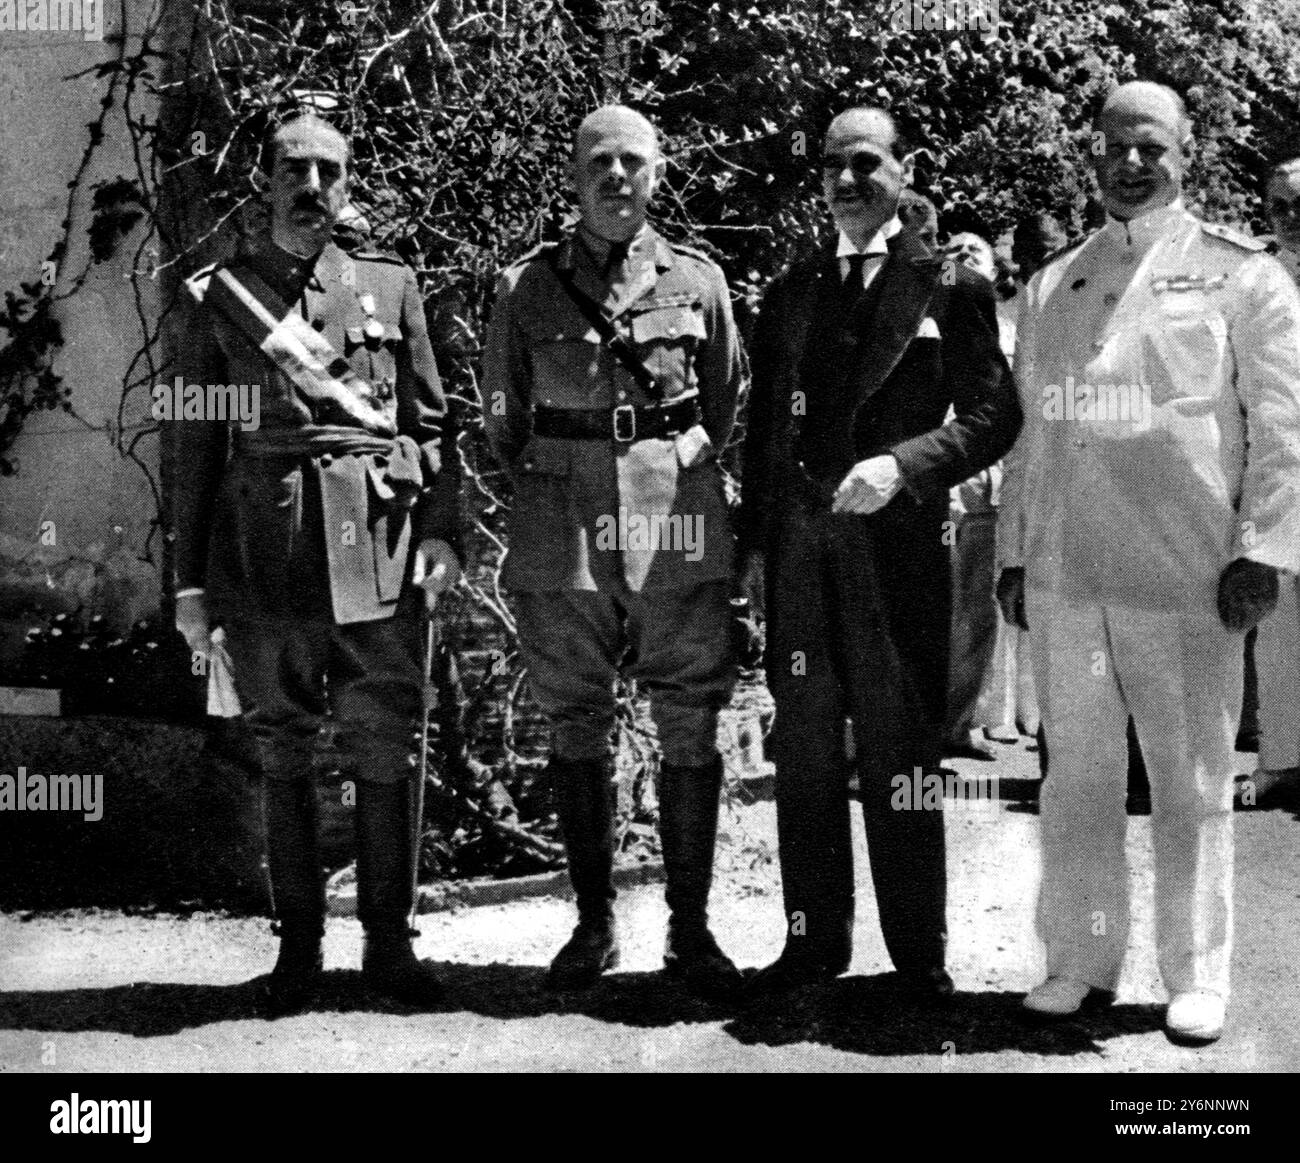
[
  {"xmin": 844, "ymin": 228, "xmax": 941, "ymax": 418},
  {"xmin": 787, "ymin": 243, "xmax": 841, "ymax": 382}
]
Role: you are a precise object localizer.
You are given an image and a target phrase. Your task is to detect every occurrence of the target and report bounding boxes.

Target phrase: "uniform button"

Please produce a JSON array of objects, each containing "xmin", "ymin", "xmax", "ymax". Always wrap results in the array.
[
  {"xmin": 523, "ymin": 460, "xmax": 534, "ymax": 470},
  {"xmin": 618, "ymin": 390, "xmax": 629, "ymax": 400},
  {"xmin": 667, "ymin": 326, "xmax": 678, "ymax": 336},
  {"xmin": 321, "ymin": 453, "xmax": 334, "ymax": 466},
  {"xmin": 312, "ymin": 319, "xmax": 325, "ymax": 331}
]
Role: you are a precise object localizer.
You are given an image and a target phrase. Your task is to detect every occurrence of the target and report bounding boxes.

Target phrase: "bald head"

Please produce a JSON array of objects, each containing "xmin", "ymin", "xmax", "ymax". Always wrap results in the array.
[
  {"xmin": 1093, "ymin": 82, "xmax": 1191, "ymax": 221},
  {"xmin": 571, "ymin": 105, "xmax": 665, "ymax": 242},
  {"xmin": 574, "ymin": 105, "xmax": 661, "ymax": 163},
  {"xmin": 824, "ymin": 107, "xmax": 905, "ymax": 161},
  {"xmin": 1098, "ymin": 82, "xmax": 1191, "ymax": 143}
]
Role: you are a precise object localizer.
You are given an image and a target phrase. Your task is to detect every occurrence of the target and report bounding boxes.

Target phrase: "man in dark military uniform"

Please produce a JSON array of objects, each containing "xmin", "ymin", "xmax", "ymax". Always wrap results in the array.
[
  {"xmin": 172, "ymin": 115, "xmax": 461, "ymax": 1013},
  {"xmin": 482, "ymin": 105, "xmax": 746, "ymax": 998}
]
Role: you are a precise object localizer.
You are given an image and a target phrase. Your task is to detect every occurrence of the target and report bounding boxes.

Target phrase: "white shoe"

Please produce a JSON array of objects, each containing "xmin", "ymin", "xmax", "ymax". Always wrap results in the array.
[
  {"xmin": 1165, "ymin": 990, "xmax": 1225, "ymax": 1045},
  {"xmin": 1023, "ymin": 976, "xmax": 1114, "ymax": 1018}
]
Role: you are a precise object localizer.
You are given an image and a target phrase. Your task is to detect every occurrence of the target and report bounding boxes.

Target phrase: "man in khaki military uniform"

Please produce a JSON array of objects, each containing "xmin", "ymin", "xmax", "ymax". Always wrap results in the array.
[
  {"xmin": 998, "ymin": 84, "xmax": 1300, "ymax": 1043},
  {"xmin": 483, "ymin": 106, "xmax": 746, "ymax": 998},
  {"xmin": 173, "ymin": 115, "xmax": 461, "ymax": 1013}
]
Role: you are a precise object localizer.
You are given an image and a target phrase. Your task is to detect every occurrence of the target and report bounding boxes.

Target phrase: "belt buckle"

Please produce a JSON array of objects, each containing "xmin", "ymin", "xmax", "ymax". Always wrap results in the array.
[{"xmin": 613, "ymin": 403, "xmax": 637, "ymax": 443}]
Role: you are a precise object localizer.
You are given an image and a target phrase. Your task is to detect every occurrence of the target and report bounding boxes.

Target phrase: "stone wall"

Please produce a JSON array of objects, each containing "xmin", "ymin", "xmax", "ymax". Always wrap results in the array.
[{"xmin": 0, "ymin": 0, "xmax": 167, "ymax": 657}]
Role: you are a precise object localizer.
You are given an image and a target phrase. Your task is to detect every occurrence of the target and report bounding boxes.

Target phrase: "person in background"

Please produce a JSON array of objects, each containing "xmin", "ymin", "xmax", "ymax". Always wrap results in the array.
[
  {"xmin": 1242, "ymin": 156, "xmax": 1300, "ymax": 809},
  {"xmin": 979, "ymin": 214, "xmax": 1068, "ymax": 747},
  {"xmin": 942, "ymin": 230, "xmax": 1009, "ymax": 761},
  {"xmin": 898, "ymin": 189, "xmax": 940, "ymax": 254}
]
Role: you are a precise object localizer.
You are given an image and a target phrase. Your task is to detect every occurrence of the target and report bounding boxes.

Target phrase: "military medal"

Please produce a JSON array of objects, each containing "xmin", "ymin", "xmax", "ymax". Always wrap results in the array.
[
  {"xmin": 1151, "ymin": 273, "xmax": 1228, "ymax": 294},
  {"xmin": 359, "ymin": 293, "xmax": 385, "ymax": 343}
]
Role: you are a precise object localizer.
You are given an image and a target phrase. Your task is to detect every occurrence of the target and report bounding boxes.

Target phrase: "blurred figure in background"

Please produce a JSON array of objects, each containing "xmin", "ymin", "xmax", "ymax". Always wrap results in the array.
[
  {"xmin": 977, "ymin": 214, "xmax": 1068, "ymax": 747},
  {"xmin": 942, "ymin": 229, "xmax": 1009, "ymax": 761},
  {"xmin": 1242, "ymin": 156, "xmax": 1300, "ymax": 809},
  {"xmin": 898, "ymin": 189, "xmax": 940, "ymax": 254}
]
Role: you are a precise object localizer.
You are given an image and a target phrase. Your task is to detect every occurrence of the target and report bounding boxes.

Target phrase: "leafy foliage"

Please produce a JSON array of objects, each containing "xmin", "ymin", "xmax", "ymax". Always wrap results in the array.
[{"xmin": 14, "ymin": 0, "xmax": 1300, "ymax": 877}]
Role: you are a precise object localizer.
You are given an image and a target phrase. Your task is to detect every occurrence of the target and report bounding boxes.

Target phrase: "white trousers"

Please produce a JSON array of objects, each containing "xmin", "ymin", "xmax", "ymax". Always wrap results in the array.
[
  {"xmin": 1254, "ymin": 574, "xmax": 1300, "ymax": 772},
  {"xmin": 1026, "ymin": 589, "xmax": 1239, "ymax": 998}
]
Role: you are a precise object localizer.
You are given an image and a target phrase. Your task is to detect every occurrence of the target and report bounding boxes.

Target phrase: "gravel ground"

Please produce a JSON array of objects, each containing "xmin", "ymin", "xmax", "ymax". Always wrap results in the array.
[{"xmin": 2, "ymin": 738, "xmax": 1298, "ymax": 1073}]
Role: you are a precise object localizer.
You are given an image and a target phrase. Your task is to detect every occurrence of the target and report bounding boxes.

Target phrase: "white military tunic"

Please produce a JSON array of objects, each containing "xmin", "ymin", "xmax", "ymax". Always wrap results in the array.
[{"xmin": 998, "ymin": 201, "xmax": 1300, "ymax": 997}]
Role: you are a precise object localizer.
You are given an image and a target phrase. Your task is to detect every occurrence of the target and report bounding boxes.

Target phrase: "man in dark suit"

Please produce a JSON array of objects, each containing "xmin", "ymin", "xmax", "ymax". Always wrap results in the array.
[
  {"xmin": 172, "ymin": 115, "xmax": 461, "ymax": 1013},
  {"xmin": 739, "ymin": 107, "xmax": 1021, "ymax": 998}
]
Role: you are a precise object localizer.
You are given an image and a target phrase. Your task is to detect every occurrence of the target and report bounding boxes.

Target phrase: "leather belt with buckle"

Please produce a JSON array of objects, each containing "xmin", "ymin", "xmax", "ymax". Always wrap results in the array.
[{"xmin": 533, "ymin": 397, "xmax": 701, "ymax": 443}]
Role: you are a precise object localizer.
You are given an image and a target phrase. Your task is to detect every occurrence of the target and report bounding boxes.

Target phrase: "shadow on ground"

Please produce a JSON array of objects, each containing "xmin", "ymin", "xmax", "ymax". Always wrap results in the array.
[
  {"xmin": 0, "ymin": 966, "xmax": 1164, "ymax": 1057},
  {"xmin": 723, "ymin": 973, "xmax": 1166, "ymax": 1057}
]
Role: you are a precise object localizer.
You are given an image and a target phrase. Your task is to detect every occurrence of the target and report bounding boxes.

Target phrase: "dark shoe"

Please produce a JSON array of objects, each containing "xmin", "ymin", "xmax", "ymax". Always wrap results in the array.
[
  {"xmin": 264, "ymin": 926, "xmax": 324, "ymax": 1017},
  {"xmin": 746, "ymin": 947, "xmax": 851, "ymax": 998},
  {"xmin": 896, "ymin": 965, "xmax": 955, "ymax": 1002},
  {"xmin": 944, "ymin": 736, "xmax": 997, "ymax": 762},
  {"xmin": 355, "ymin": 780, "xmax": 442, "ymax": 1007},
  {"xmin": 546, "ymin": 917, "xmax": 619, "ymax": 990},
  {"xmin": 665, "ymin": 922, "xmax": 743, "ymax": 1001},
  {"xmin": 658, "ymin": 757, "xmax": 742, "ymax": 1000},
  {"xmin": 362, "ymin": 927, "xmax": 444, "ymax": 1008},
  {"xmin": 1234, "ymin": 769, "xmax": 1300, "ymax": 811}
]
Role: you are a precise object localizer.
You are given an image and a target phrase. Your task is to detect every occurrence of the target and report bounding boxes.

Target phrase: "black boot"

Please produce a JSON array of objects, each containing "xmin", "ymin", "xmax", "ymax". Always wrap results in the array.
[
  {"xmin": 546, "ymin": 755, "xmax": 619, "ymax": 990},
  {"xmin": 356, "ymin": 779, "xmax": 444, "ymax": 1009},
  {"xmin": 659, "ymin": 756, "xmax": 743, "ymax": 1001},
  {"xmin": 263, "ymin": 779, "xmax": 326, "ymax": 1017}
]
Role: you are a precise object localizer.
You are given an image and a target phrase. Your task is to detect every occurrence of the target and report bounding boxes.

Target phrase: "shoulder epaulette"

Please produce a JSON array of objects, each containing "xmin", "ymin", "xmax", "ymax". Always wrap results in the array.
[
  {"xmin": 1040, "ymin": 236, "xmax": 1087, "ymax": 269},
  {"xmin": 352, "ymin": 248, "xmax": 406, "ymax": 265},
  {"xmin": 501, "ymin": 240, "xmax": 561, "ymax": 275},
  {"xmin": 667, "ymin": 240, "xmax": 715, "ymax": 264},
  {"xmin": 1200, "ymin": 221, "xmax": 1267, "ymax": 251}
]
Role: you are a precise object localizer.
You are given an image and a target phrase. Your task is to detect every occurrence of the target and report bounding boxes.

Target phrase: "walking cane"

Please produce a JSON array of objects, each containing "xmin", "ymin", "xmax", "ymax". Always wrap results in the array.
[{"xmin": 411, "ymin": 588, "xmax": 438, "ymax": 935}]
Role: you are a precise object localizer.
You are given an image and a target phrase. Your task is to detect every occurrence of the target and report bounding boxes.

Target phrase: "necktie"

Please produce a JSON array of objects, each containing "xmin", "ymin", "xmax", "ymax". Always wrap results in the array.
[
  {"xmin": 604, "ymin": 239, "xmax": 630, "ymax": 278},
  {"xmin": 841, "ymin": 253, "xmax": 868, "ymax": 307}
]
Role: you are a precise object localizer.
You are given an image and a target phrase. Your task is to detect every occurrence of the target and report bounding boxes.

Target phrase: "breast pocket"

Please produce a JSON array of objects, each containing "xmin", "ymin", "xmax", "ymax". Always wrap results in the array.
[
  {"xmin": 1140, "ymin": 295, "xmax": 1228, "ymax": 406},
  {"xmin": 628, "ymin": 299, "xmax": 707, "ymax": 393},
  {"xmin": 529, "ymin": 322, "xmax": 604, "ymax": 406}
]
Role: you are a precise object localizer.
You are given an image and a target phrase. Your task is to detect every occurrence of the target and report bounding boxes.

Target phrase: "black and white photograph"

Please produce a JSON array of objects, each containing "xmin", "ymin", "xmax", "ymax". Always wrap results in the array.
[{"xmin": 0, "ymin": 0, "xmax": 1296, "ymax": 1115}]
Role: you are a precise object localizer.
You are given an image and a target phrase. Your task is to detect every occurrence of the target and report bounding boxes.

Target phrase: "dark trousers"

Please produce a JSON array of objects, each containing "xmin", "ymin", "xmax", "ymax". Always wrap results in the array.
[
  {"xmin": 224, "ymin": 600, "xmax": 423, "ymax": 785},
  {"xmin": 765, "ymin": 505, "xmax": 947, "ymax": 971}
]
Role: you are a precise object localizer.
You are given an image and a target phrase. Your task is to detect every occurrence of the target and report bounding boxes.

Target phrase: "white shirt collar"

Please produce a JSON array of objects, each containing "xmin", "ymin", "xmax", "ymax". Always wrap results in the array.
[
  {"xmin": 837, "ymin": 216, "xmax": 901, "ymax": 258},
  {"xmin": 1101, "ymin": 197, "xmax": 1186, "ymax": 245}
]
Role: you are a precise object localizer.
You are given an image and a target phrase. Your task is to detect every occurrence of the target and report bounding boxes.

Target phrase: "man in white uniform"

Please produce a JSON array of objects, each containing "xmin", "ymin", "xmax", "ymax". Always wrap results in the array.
[
  {"xmin": 997, "ymin": 83, "xmax": 1300, "ymax": 1044},
  {"xmin": 1245, "ymin": 158, "xmax": 1300, "ymax": 808}
]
